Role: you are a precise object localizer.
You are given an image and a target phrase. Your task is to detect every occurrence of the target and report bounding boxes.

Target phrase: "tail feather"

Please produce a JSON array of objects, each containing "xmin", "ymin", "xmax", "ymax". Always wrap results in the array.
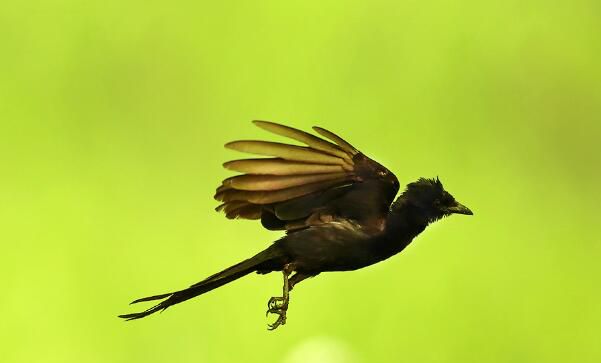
[
  {"xmin": 119, "ymin": 250, "xmax": 279, "ymax": 321},
  {"xmin": 130, "ymin": 292, "xmax": 173, "ymax": 304}
]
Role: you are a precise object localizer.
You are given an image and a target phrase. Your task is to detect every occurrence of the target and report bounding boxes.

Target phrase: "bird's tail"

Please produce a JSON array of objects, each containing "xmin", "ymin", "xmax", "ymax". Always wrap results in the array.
[{"xmin": 119, "ymin": 249, "xmax": 280, "ymax": 321}]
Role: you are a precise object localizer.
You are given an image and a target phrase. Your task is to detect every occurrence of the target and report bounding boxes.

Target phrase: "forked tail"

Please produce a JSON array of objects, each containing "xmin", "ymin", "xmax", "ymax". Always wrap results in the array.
[{"xmin": 119, "ymin": 249, "xmax": 279, "ymax": 320}]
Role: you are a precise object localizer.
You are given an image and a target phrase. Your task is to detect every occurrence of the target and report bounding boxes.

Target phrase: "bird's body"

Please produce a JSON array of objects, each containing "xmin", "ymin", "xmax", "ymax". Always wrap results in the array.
[
  {"xmin": 120, "ymin": 121, "xmax": 473, "ymax": 329},
  {"xmin": 268, "ymin": 211, "xmax": 423, "ymax": 274},
  {"xmin": 272, "ymin": 220, "xmax": 379, "ymax": 273}
]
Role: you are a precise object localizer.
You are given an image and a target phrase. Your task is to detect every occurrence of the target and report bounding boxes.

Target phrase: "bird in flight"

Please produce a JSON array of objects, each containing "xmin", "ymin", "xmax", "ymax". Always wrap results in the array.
[{"xmin": 119, "ymin": 121, "xmax": 473, "ymax": 330}]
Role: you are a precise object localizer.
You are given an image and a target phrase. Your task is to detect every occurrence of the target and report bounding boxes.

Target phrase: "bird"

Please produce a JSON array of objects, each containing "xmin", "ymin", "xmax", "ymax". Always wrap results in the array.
[{"xmin": 119, "ymin": 120, "xmax": 473, "ymax": 330}]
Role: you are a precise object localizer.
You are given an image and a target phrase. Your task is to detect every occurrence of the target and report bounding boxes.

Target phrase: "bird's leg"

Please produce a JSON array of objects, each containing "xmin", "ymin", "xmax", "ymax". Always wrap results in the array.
[
  {"xmin": 266, "ymin": 264, "xmax": 294, "ymax": 330},
  {"xmin": 266, "ymin": 272, "xmax": 309, "ymax": 311}
]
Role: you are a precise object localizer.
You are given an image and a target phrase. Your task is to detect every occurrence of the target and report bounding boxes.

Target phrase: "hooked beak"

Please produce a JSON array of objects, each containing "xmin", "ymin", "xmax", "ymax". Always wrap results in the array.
[{"xmin": 447, "ymin": 201, "xmax": 473, "ymax": 215}]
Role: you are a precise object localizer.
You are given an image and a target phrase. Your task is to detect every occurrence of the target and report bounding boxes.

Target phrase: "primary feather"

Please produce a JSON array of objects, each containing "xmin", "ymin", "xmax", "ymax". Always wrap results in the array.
[
  {"xmin": 223, "ymin": 158, "xmax": 347, "ymax": 175},
  {"xmin": 253, "ymin": 120, "xmax": 353, "ymax": 162},
  {"xmin": 222, "ymin": 172, "xmax": 352, "ymax": 191},
  {"xmin": 225, "ymin": 141, "xmax": 350, "ymax": 168}
]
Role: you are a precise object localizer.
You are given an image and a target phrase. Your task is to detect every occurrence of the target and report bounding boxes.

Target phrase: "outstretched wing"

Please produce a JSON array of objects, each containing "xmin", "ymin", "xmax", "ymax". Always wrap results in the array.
[{"xmin": 215, "ymin": 121, "xmax": 400, "ymax": 232}]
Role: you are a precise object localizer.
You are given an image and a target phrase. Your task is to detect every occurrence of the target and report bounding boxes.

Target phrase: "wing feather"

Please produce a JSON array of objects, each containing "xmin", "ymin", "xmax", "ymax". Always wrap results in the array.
[
  {"xmin": 215, "ymin": 177, "xmax": 352, "ymax": 204},
  {"xmin": 225, "ymin": 141, "xmax": 351, "ymax": 169},
  {"xmin": 222, "ymin": 172, "xmax": 351, "ymax": 191},
  {"xmin": 216, "ymin": 201, "xmax": 262, "ymax": 219},
  {"xmin": 223, "ymin": 158, "xmax": 346, "ymax": 175},
  {"xmin": 253, "ymin": 120, "xmax": 353, "ymax": 162},
  {"xmin": 312, "ymin": 126, "xmax": 359, "ymax": 155},
  {"xmin": 228, "ymin": 204, "xmax": 262, "ymax": 219},
  {"xmin": 215, "ymin": 121, "xmax": 398, "ymax": 232}
]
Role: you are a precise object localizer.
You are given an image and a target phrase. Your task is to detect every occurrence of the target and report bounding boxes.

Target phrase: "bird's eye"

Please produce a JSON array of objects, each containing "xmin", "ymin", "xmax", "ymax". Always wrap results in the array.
[
  {"xmin": 441, "ymin": 193, "xmax": 453, "ymax": 205},
  {"xmin": 377, "ymin": 170, "xmax": 387, "ymax": 177}
]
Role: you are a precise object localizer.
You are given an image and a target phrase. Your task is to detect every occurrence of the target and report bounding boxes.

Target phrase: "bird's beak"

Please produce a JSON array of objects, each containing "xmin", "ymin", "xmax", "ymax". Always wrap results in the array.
[{"xmin": 447, "ymin": 201, "xmax": 473, "ymax": 215}]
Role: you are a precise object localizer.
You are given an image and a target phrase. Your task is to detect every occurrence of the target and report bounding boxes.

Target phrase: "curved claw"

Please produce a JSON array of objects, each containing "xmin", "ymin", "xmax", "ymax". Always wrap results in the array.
[
  {"xmin": 265, "ymin": 305, "xmax": 287, "ymax": 317},
  {"xmin": 267, "ymin": 312, "xmax": 287, "ymax": 330},
  {"xmin": 265, "ymin": 306, "xmax": 280, "ymax": 317},
  {"xmin": 266, "ymin": 297, "xmax": 288, "ymax": 330}
]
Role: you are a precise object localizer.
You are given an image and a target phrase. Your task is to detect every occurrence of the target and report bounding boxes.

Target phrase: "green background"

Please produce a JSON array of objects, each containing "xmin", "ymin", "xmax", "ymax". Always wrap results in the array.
[{"xmin": 2, "ymin": 1, "xmax": 600, "ymax": 362}]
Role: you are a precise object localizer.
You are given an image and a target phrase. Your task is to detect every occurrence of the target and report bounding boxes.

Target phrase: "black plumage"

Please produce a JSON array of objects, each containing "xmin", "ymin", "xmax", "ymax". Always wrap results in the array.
[{"xmin": 119, "ymin": 121, "xmax": 473, "ymax": 329}]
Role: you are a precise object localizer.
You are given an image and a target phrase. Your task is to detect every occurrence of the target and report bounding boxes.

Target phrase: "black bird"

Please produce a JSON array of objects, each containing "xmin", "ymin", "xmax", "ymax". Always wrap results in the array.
[{"xmin": 119, "ymin": 121, "xmax": 473, "ymax": 329}]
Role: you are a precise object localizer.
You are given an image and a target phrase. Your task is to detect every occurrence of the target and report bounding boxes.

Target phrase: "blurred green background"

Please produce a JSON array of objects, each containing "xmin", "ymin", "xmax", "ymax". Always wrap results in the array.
[{"xmin": 1, "ymin": 1, "xmax": 600, "ymax": 362}]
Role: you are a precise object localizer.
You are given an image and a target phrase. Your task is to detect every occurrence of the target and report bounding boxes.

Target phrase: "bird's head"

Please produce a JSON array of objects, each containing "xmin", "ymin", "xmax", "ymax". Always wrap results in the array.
[{"xmin": 394, "ymin": 177, "xmax": 473, "ymax": 222}]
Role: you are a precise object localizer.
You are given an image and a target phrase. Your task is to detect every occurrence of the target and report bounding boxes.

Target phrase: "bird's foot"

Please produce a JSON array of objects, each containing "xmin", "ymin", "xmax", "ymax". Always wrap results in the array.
[
  {"xmin": 266, "ymin": 296, "xmax": 288, "ymax": 330},
  {"xmin": 267, "ymin": 296, "xmax": 287, "ymax": 310}
]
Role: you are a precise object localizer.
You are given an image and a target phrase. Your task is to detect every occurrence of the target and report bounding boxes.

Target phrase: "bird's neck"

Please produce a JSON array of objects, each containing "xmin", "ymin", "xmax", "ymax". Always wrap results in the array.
[{"xmin": 381, "ymin": 201, "xmax": 433, "ymax": 254}]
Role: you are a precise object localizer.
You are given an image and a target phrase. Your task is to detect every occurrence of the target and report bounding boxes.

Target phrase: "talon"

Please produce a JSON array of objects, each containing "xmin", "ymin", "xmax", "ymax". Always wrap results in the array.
[
  {"xmin": 266, "ymin": 264, "xmax": 294, "ymax": 330},
  {"xmin": 266, "ymin": 307, "xmax": 283, "ymax": 314},
  {"xmin": 266, "ymin": 296, "xmax": 289, "ymax": 330},
  {"xmin": 267, "ymin": 312, "xmax": 287, "ymax": 330}
]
